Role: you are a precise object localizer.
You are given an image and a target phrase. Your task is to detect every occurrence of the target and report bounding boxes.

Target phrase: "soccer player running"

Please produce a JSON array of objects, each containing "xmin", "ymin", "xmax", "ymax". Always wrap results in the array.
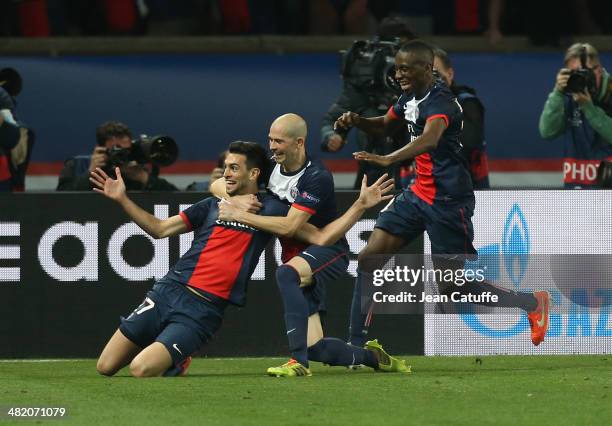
[
  {"xmin": 92, "ymin": 140, "xmax": 394, "ymax": 377},
  {"xmin": 335, "ymin": 40, "xmax": 550, "ymax": 348},
  {"xmin": 215, "ymin": 113, "xmax": 409, "ymax": 377}
]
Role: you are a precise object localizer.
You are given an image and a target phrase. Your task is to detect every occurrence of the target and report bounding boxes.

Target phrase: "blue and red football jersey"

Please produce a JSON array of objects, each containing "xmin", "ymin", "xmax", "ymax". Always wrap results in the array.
[
  {"xmin": 161, "ymin": 194, "xmax": 288, "ymax": 306},
  {"xmin": 267, "ymin": 157, "xmax": 345, "ymax": 262},
  {"xmin": 389, "ymin": 80, "xmax": 473, "ymax": 204}
]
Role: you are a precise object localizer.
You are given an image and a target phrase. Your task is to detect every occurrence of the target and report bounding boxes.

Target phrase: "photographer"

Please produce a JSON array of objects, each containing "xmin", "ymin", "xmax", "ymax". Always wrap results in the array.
[
  {"xmin": 185, "ymin": 150, "xmax": 227, "ymax": 192},
  {"xmin": 57, "ymin": 121, "xmax": 177, "ymax": 191},
  {"xmin": 539, "ymin": 43, "xmax": 612, "ymax": 188},
  {"xmin": 0, "ymin": 67, "xmax": 34, "ymax": 192},
  {"xmin": 320, "ymin": 16, "xmax": 415, "ymax": 189},
  {"xmin": 433, "ymin": 47, "xmax": 490, "ymax": 189}
]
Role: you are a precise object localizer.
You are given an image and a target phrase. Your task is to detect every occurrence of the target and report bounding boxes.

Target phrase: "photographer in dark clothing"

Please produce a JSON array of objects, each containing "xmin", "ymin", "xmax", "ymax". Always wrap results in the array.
[
  {"xmin": 320, "ymin": 16, "xmax": 415, "ymax": 189},
  {"xmin": 433, "ymin": 47, "xmax": 490, "ymax": 189},
  {"xmin": 57, "ymin": 121, "xmax": 177, "ymax": 191},
  {"xmin": 0, "ymin": 67, "xmax": 34, "ymax": 192}
]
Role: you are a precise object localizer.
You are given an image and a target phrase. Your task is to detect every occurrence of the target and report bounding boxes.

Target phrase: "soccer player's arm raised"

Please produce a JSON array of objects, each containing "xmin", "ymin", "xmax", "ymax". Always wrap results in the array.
[
  {"xmin": 89, "ymin": 167, "xmax": 188, "ymax": 239},
  {"xmin": 353, "ymin": 116, "xmax": 447, "ymax": 167},
  {"xmin": 334, "ymin": 108, "xmax": 404, "ymax": 139},
  {"xmin": 292, "ymin": 174, "xmax": 394, "ymax": 246},
  {"xmin": 218, "ymin": 174, "xmax": 394, "ymax": 246}
]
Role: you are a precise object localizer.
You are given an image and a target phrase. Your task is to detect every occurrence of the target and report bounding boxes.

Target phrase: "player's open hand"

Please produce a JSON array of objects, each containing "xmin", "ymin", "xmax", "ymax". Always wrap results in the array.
[
  {"xmin": 357, "ymin": 173, "xmax": 395, "ymax": 209},
  {"xmin": 218, "ymin": 198, "xmax": 242, "ymax": 222},
  {"xmin": 90, "ymin": 167, "xmax": 126, "ymax": 202},
  {"xmin": 353, "ymin": 151, "xmax": 392, "ymax": 167}
]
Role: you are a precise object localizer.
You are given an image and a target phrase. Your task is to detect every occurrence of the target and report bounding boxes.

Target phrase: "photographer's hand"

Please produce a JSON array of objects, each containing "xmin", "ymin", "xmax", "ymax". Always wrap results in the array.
[
  {"xmin": 90, "ymin": 167, "xmax": 127, "ymax": 202},
  {"xmin": 572, "ymin": 88, "xmax": 592, "ymax": 106},
  {"xmin": 326, "ymin": 134, "xmax": 345, "ymax": 152},
  {"xmin": 89, "ymin": 147, "xmax": 108, "ymax": 173},
  {"xmin": 555, "ymin": 68, "xmax": 571, "ymax": 92}
]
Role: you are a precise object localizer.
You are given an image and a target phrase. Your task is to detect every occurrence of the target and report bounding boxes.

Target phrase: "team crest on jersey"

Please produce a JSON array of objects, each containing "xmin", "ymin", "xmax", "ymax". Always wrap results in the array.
[
  {"xmin": 290, "ymin": 186, "xmax": 299, "ymax": 199},
  {"xmin": 404, "ymin": 104, "xmax": 419, "ymax": 123}
]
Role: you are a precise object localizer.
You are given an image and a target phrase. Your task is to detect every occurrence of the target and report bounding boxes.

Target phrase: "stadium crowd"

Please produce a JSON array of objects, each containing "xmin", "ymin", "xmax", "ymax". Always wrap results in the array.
[{"xmin": 1, "ymin": 0, "xmax": 610, "ymax": 40}]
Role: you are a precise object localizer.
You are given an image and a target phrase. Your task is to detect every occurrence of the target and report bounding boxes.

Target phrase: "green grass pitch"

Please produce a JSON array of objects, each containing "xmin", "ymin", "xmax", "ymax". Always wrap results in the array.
[{"xmin": 2, "ymin": 356, "xmax": 611, "ymax": 425}]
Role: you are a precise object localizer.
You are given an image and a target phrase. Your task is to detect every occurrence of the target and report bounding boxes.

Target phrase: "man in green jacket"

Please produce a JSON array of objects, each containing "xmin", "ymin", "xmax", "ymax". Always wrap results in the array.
[{"xmin": 539, "ymin": 42, "xmax": 612, "ymax": 188}]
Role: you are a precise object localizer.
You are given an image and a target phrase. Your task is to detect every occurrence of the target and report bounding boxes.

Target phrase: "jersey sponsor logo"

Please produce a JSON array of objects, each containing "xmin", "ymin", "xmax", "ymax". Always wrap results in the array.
[
  {"xmin": 215, "ymin": 219, "xmax": 256, "ymax": 232},
  {"xmin": 300, "ymin": 191, "xmax": 320, "ymax": 204}
]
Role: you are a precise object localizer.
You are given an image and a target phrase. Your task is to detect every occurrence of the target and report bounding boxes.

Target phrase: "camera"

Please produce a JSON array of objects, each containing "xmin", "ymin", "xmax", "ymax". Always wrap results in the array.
[
  {"xmin": 107, "ymin": 135, "xmax": 178, "ymax": 168},
  {"xmin": 341, "ymin": 37, "xmax": 402, "ymax": 96},
  {"xmin": 0, "ymin": 68, "xmax": 22, "ymax": 97},
  {"xmin": 564, "ymin": 46, "xmax": 596, "ymax": 95}
]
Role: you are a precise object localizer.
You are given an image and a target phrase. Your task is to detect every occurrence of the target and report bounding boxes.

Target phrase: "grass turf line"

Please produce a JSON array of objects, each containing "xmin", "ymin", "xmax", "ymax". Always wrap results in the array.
[{"xmin": 1, "ymin": 355, "xmax": 610, "ymax": 426}]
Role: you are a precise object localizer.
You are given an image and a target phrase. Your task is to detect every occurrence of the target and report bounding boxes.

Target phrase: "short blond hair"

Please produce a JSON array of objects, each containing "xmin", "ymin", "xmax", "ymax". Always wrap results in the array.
[{"xmin": 564, "ymin": 43, "xmax": 599, "ymax": 65}]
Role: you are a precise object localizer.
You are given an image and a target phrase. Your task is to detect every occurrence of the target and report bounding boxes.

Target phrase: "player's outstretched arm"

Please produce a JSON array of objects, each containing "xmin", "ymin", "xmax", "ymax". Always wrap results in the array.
[
  {"xmin": 293, "ymin": 174, "xmax": 394, "ymax": 246},
  {"xmin": 90, "ymin": 167, "xmax": 188, "ymax": 239},
  {"xmin": 334, "ymin": 109, "xmax": 404, "ymax": 138},
  {"xmin": 334, "ymin": 111, "xmax": 386, "ymax": 137},
  {"xmin": 353, "ymin": 117, "xmax": 447, "ymax": 167}
]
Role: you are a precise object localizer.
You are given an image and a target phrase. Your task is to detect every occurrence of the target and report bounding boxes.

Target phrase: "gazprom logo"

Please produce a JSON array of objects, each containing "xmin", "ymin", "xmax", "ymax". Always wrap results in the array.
[
  {"xmin": 502, "ymin": 204, "xmax": 529, "ymax": 289},
  {"xmin": 462, "ymin": 203, "xmax": 530, "ymax": 337}
]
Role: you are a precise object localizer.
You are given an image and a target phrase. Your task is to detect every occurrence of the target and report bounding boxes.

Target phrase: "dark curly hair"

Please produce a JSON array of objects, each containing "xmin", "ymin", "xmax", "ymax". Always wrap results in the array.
[{"xmin": 96, "ymin": 121, "xmax": 132, "ymax": 146}]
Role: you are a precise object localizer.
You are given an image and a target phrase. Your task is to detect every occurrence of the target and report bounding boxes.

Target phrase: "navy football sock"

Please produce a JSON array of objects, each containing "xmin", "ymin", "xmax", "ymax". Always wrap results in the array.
[
  {"xmin": 276, "ymin": 265, "xmax": 309, "ymax": 367},
  {"xmin": 308, "ymin": 338, "xmax": 378, "ymax": 369},
  {"xmin": 348, "ymin": 270, "xmax": 372, "ymax": 346},
  {"xmin": 163, "ymin": 364, "xmax": 181, "ymax": 377}
]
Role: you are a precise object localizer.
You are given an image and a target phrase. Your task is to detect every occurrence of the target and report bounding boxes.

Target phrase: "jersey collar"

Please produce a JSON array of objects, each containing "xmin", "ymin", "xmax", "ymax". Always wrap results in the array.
[{"xmin": 280, "ymin": 156, "xmax": 311, "ymax": 177}]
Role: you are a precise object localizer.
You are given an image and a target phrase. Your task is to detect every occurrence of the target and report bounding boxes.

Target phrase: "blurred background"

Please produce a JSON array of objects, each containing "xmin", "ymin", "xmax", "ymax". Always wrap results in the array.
[{"xmin": 2, "ymin": 0, "xmax": 612, "ymax": 190}]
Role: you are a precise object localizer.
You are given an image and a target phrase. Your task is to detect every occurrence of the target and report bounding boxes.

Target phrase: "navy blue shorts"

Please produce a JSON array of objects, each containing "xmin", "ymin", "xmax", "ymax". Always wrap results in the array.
[
  {"xmin": 119, "ymin": 281, "xmax": 225, "ymax": 366},
  {"xmin": 297, "ymin": 239, "xmax": 350, "ymax": 314},
  {"xmin": 375, "ymin": 190, "xmax": 477, "ymax": 256}
]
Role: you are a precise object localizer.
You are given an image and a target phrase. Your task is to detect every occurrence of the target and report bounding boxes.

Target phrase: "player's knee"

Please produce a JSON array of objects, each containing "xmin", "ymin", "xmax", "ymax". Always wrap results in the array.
[
  {"xmin": 96, "ymin": 358, "xmax": 117, "ymax": 377},
  {"xmin": 357, "ymin": 250, "xmax": 377, "ymax": 272},
  {"xmin": 129, "ymin": 359, "xmax": 155, "ymax": 378}
]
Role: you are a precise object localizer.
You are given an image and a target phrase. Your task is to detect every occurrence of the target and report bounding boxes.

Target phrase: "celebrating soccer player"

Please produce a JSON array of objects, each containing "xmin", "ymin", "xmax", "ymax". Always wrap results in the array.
[
  {"xmin": 214, "ymin": 114, "xmax": 409, "ymax": 377},
  {"xmin": 335, "ymin": 40, "xmax": 550, "ymax": 348},
  {"xmin": 92, "ymin": 139, "xmax": 397, "ymax": 377}
]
